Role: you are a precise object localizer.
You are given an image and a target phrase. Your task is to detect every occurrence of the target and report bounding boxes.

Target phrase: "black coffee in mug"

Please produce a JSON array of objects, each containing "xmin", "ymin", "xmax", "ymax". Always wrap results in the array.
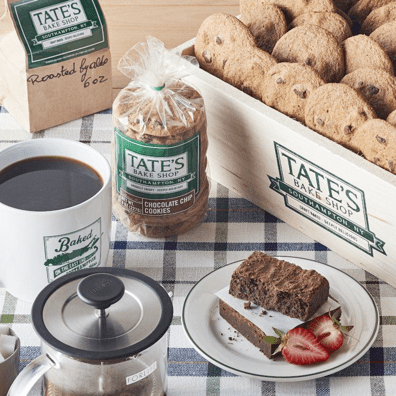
[{"xmin": 0, "ymin": 156, "xmax": 103, "ymax": 211}]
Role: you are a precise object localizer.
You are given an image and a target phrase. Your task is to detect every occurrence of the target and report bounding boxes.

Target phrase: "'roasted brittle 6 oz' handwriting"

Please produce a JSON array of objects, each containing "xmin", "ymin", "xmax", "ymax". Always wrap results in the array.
[{"xmin": 27, "ymin": 55, "xmax": 108, "ymax": 88}]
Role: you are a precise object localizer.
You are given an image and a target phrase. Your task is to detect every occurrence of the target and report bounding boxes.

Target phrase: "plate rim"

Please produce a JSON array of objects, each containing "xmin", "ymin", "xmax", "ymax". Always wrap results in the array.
[{"xmin": 182, "ymin": 256, "xmax": 380, "ymax": 381}]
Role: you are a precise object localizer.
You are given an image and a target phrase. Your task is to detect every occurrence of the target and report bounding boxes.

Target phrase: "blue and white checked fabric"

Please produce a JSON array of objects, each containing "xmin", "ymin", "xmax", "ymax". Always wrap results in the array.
[{"xmin": 0, "ymin": 106, "xmax": 394, "ymax": 396}]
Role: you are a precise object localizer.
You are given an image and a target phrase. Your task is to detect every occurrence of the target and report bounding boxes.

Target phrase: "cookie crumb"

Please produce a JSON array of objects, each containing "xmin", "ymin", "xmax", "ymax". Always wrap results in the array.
[
  {"xmin": 259, "ymin": 310, "xmax": 267, "ymax": 316},
  {"xmin": 244, "ymin": 302, "xmax": 252, "ymax": 309}
]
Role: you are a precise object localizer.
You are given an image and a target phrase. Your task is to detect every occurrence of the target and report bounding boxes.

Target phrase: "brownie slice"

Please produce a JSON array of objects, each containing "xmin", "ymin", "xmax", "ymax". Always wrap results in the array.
[
  {"xmin": 219, "ymin": 299, "xmax": 278, "ymax": 359},
  {"xmin": 229, "ymin": 252, "xmax": 329, "ymax": 321},
  {"xmin": 219, "ymin": 298, "xmax": 341, "ymax": 359}
]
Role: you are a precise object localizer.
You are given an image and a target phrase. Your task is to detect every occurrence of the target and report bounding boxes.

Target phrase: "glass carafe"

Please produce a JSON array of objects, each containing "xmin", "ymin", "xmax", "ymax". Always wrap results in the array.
[{"xmin": 8, "ymin": 269, "xmax": 173, "ymax": 396}]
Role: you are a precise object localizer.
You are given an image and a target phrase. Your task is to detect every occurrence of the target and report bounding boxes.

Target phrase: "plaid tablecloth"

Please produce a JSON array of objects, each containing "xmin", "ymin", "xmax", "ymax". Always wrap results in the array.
[{"xmin": 0, "ymin": 106, "xmax": 394, "ymax": 396}]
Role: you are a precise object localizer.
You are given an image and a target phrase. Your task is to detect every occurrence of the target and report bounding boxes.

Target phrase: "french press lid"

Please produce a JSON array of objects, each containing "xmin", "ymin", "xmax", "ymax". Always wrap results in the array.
[{"xmin": 31, "ymin": 268, "xmax": 173, "ymax": 360}]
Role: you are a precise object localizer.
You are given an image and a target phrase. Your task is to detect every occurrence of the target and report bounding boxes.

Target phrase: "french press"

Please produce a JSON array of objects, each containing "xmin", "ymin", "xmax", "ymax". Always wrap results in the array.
[{"xmin": 8, "ymin": 267, "xmax": 173, "ymax": 395}]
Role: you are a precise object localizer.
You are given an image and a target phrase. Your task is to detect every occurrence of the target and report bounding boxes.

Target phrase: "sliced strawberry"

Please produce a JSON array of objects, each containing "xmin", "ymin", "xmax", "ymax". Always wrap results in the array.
[
  {"xmin": 307, "ymin": 316, "xmax": 343, "ymax": 352},
  {"xmin": 306, "ymin": 309, "xmax": 354, "ymax": 353},
  {"xmin": 264, "ymin": 327, "xmax": 330, "ymax": 365},
  {"xmin": 280, "ymin": 327, "xmax": 330, "ymax": 365}
]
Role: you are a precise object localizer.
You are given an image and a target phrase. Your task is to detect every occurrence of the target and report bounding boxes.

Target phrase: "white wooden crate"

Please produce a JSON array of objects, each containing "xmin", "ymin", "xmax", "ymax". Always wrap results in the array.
[{"xmin": 180, "ymin": 38, "xmax": 396, "ymax": 287}]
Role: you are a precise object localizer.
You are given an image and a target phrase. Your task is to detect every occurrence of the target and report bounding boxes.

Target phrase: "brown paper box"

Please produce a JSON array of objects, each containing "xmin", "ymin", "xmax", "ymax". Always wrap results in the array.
[{"xmin": 0, "ymin": 0, "xmax": 112, "ymax": 133}]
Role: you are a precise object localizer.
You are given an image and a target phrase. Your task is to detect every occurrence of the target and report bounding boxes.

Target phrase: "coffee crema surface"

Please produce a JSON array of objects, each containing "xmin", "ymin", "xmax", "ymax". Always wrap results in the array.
[{"xmin": 0, "ymin": 156, "xmax": 103, "ymax": 211}]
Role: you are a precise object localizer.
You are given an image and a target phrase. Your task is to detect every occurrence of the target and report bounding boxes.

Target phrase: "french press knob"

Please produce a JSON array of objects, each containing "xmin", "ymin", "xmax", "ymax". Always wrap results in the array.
[{"xmin": 77, "ymin": 273, "xmax": 125, "ymax": 321}]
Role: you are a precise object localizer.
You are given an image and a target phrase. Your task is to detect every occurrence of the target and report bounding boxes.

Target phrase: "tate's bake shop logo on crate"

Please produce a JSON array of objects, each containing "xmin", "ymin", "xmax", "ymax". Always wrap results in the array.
[
  {"xmin": 10, "ymin": 0, "xmax": 107, "ymax": 68},
  {"xmin": 268, "ymin": 143, "xmax": 386, "ymax": 257},
  {"xmin": 43, "ymin": 218, "xmax": 102, "ymax": 282}
]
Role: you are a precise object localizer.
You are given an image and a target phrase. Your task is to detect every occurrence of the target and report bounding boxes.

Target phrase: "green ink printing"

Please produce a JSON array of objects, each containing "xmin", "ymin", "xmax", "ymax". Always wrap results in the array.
[{"xmin": 150, "ymin": 84, "xmax": 166, "ymax": 91}]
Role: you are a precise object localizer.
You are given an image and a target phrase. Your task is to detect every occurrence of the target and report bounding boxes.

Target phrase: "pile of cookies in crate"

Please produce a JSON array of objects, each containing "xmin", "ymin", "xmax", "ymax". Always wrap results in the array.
[{"xmin": 194, "ymin": 0, "xmax": 396, "ymax": 175}]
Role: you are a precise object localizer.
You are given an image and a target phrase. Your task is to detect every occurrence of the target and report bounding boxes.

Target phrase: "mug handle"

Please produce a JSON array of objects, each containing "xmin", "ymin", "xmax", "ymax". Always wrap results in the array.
[{"xmin": 7, "ymin": 354, "xmax": 56, "ymax": 396}]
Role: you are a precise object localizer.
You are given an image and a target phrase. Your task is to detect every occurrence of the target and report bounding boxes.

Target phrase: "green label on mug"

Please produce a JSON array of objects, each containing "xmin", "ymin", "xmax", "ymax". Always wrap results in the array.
[{"xmin": 43, "ymin": 218, "xmax": 102, "ymax": 282}]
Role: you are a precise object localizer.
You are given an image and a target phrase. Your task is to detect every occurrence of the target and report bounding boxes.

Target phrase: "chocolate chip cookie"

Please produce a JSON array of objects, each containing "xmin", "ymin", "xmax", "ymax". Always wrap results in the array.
[
  {"xmin": 361, "ymin": 2, "xmax": 396, "ymax": 35},
  {"xmin": 370, "ymin": 21, "xmax": 396, "ymax": 73},
  {"xmin": 288, "ymin": 12, "xmax": 352, "ymax": 43},
  {"xmin": 342, "ymin": 35, "xmax": 394, "ymax": 75},
  {"xmin": 349, "ymin": 119, "xmax": 396, "ymax": 174},
  {"xmin": 341, "ymin": 68, "xmax": 396, "ymax": 119},
  {"xmin": 262, "ymin": 62, "xmax": 325, "ymax": 123},
  {"xmin": 195, "ymin": 13, "xmax": 277, "ymax": 99},
  {"xmin": 348, "ymin": 0, "xmax": 394, "ymax": 25},
  {"xmin": 272, "ymin": 25, "xmax": 345, "ymax": 82},
  {"xmin": 240, "ymin": 1, "xmax": 287, "ymax": 53},
  {"xmin": 305, "ymin": 83, "xmax": 377, "ymax": 148}
]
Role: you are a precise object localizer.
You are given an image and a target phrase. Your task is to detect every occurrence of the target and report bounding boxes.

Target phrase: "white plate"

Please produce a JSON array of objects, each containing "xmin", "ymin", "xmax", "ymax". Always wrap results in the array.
[{"xmin": 182, "ymin": 256, "xmax": 379, "ymax": 382}]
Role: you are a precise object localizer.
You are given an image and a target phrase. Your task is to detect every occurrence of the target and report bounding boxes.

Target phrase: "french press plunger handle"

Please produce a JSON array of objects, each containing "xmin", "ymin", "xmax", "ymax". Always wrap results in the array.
[{"xmin": 77, "ymin": 273, "xmax": 125, "ymax": 316}]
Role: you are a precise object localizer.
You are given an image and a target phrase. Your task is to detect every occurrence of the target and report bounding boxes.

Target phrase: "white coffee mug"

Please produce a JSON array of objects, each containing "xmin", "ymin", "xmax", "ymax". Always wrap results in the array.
[{"xmin": 0, "ymin": 138, "xmax": 112, "ymax": 302}]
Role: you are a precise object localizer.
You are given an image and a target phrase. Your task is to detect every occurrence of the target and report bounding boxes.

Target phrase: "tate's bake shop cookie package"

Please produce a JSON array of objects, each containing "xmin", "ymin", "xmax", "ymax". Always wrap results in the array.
[
  {"xmin": 112, "ymin": 37, "xmax": 209, "ymax": 238},
  {"xmin": 0, "ymin": 0, "xmax": 112, "ymax": 133}
]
